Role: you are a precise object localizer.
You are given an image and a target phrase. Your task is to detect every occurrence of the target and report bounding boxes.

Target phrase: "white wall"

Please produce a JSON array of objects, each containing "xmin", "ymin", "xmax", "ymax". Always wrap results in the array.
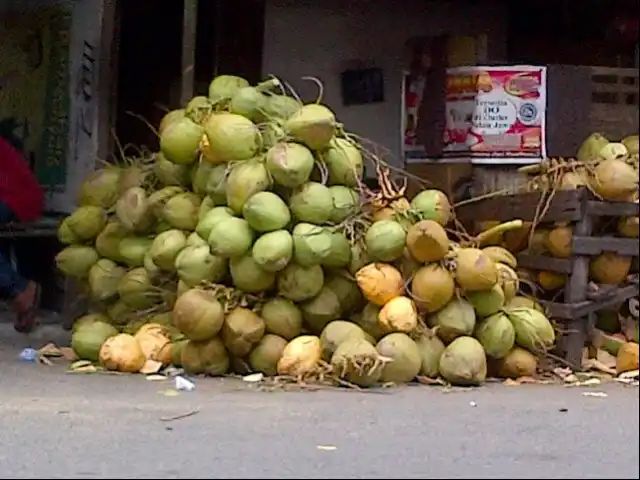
[{"xmin": 262, "ymin": 0, "xmax": 508, "ymax": 165}]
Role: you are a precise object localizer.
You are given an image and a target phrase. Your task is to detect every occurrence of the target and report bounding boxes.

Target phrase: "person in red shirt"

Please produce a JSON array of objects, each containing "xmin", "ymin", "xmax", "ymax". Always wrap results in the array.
[{"xmin": 0, "ymin": 136, "xmax": 44, "ymax": 332}]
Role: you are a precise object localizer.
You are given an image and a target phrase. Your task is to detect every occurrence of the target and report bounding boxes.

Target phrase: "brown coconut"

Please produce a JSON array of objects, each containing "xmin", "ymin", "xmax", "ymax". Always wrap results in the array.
[
  {"xmin": 616, "ymin": 342, "xmax": 639, "ymax": 374},
  {"xmin": 221, "ymin": 307, "xmax": 266, "ymax": 357},
  {"xmin": 495, "ymin": 347, "xmax": 538, "ymax": 378},
  {"xmin": 410, "ymin": 263, "xmax": 455, "ymax": 313},
  {"xmin": 544, "ymin": 226, "xmax": 573, "ymax": 258}
]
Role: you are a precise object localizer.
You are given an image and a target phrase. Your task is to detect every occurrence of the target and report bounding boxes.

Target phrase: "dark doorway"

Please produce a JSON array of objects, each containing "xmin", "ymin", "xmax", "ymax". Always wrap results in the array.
[{"xmin": 113, "ymin": 0, "xmax": 266, "ymax": 154}]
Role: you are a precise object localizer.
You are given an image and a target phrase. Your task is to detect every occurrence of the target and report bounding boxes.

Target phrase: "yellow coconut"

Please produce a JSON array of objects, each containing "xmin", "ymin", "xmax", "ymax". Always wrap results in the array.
[
  {"xmin": 355, "ymin": 262, "xmax": 404, "ymax": 306},
  {"xmin": 589, "ymin": 158, "xmax": 638, "ymax": 201},
  {"xmin": 277, "ymin": 335, "xmax": 322, "ymax": 376},
  {"xmin": 496, "ymin": 264, "xmax": 519, "ymax": 302},
  {"xmin": 616, "ymin": 342, "xmax": 639, "ymax": 374},
  {"xmin": 526, "ymin": 229, "xmax": 549, "ymax": 254},
  {"xmin": 134, "ymin": 323, "xmax": 172, "ymax": 366},
  {"xmin": 378, "ymin": 296, "xmax": 418, "ymax": 334},
  {"xmin": 371, "ymin": 198, "xmax": 410, "ymax": 224},
  {"xmin": 537, "ymin": 271, "xmax": 566, "ymax": 290},
  {"xmin": 617, "ymin": 199, "xmax": 638, "ymax": 238},
  {"xmin": 406, "ymin": 220, "xmax": 449, "ymax": 263},
  {"xmin": 410, "ymin": 263, "xmax": 455, "ymax": 313},
  {"xmin": 590, "ymin": 253, "xmax": 632, "ymax": 285},
  {"xmin": 454, "ymin": 247, "xmax": 498, "ymax": 292},
  {"xmin": 481, "ymin": 246, "xmax": 517, "ymax": 269},
  {"xmin": 544, "ymin": 226, "xmax": 572, "ymax": 258},
  {"xmin": 505, "ymin": 295, "xmax": 544, "ymax": 312},
  {"xmin": 495, "ymin": 347, "xmax": 538, "ymax": 378},
  {"xmin": 98, "ymin": 334, "xmax": 146, "ymax": 373}
]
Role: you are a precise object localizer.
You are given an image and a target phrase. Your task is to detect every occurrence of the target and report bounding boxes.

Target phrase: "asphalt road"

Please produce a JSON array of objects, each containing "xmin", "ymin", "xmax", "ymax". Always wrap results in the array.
[{"xmin": 0, "ymin": 327, "xmax": 638, "ymax": 479}]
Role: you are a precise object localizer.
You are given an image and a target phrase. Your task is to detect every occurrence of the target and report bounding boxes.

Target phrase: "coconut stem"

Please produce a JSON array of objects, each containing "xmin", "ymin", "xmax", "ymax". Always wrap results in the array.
[
  {"xmin": 473, "ymin": 220, "xmax": 524, "ymax": 247},
  {"xmin": 256, "ymin": 78, "xmax": 281, "ymax": 93}
]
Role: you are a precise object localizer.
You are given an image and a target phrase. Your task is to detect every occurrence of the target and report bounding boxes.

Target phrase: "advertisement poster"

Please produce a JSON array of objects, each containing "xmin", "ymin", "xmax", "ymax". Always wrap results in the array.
[
  {"xmin": 443, "ymin": 65, "xmax": 547, "ymax": 163},
  {"xmin": 0, "ymin": 5, "xmax": 72, "ymax": 191}
]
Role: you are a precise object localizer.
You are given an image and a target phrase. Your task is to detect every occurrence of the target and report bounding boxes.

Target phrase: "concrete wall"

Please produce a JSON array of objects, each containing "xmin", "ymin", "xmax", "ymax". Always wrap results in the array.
[{"xmin": 262, "ymin": 0, "xmax": 508, "ymax": 165}]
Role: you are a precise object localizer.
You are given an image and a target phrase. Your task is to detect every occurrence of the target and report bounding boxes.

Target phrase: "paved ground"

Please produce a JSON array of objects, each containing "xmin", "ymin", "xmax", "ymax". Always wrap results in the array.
[{"xmin": 0, "ymin": 325, "xmax": 639, "ymax": 479}]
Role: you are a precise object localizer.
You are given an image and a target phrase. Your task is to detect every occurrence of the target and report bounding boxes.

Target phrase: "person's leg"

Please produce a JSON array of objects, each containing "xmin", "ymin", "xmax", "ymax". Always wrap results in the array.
[{"xmin": 0, "ymin": 202, "xmax": 40, "ymax": 332}]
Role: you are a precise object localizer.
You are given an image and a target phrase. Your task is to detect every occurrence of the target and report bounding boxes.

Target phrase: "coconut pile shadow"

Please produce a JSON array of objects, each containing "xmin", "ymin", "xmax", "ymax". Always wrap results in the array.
[{"xmin": 57, "ymin": 76, "xmax": 639, "ymax": 388}]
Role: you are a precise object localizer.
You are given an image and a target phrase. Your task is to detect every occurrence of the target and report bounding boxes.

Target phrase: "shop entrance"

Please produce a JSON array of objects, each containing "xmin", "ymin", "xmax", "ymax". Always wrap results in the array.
[{"xmin": 113, "ymin": 0, "xmax": 266, "ymax": 153}]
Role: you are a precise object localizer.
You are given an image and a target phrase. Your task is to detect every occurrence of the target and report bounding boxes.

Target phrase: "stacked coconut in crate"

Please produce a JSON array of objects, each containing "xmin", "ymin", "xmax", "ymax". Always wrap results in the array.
[
  {"xmin": 468, "ymin": 133, "xmax": 639, "ymax": 375},
  {"xmin": 55, "ymin": 74, "xmax": 558, "ymax": 388}
]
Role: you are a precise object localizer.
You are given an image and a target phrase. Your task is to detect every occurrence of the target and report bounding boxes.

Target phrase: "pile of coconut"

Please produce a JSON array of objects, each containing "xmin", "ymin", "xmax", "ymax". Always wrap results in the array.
[{"xmin": 57, "ymin": 74, "xmax": 557, "ymax": 386}]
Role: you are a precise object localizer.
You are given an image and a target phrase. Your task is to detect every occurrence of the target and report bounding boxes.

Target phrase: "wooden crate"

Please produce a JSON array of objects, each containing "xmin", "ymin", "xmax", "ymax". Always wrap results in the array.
[
  {"xmin": 457, "ymin": 188, "xmax": 639, "ymax": 368},
  {"xmin": 588, "ymin": 66, "xmax": 639, "ymax": 140}
]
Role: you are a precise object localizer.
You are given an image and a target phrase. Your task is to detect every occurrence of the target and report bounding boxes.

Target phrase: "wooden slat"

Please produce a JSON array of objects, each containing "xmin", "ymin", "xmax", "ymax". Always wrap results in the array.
[
  {"xmin": 516, "ymin": 254, "xmax": 573, "ymax": 274},
  {"xmin": 572, "ymin": 236, "xmax": 640, "ymax": 256},
  {"xmin": 586, "ymin": 200, "xmax": 640, "ymax": 217},
  {"xmin": 546, "ymin": 283, "xmax": 639, "ymax": 320}
]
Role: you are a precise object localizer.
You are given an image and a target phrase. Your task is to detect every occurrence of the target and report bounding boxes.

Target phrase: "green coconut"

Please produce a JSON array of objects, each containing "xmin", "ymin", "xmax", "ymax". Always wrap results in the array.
[
  {"xmin": 292, "ymin": 223, "xmax": 333, "ymax": 266},
  {"xmin": 184, "ymin": 95, "xmax": 212, "ymax": 124},
  {"xmin": 474, "ymin": 312, "xmax": 515, "ymax": 359},
  {"xmin": 106, "ymin": 300, "xmax": 133, "ymax": 326},
  {"xmin": 55, "ymin": 245, "xmax": 99, "ymax": 278},
  {"xmin": 170, "ymin": 334, "xmax": 189, "ymax": 367},
  {"xmin": 320, "ymin": 320, "xmax": 366, "ymax": 361},
  {"xmin": 161, "ymin": 192, "xmax": 201, "ymax": 231},
  {"xmin": 322, "ymin": 138, "xmax": 364, "ymax": 187},
  {"xmin": 265, "ymin": 142, "xmax": 315, "ymax": 188},
  {"xmin": 88, "ymin": 259, "xmax": 125, "ymax": 301},
  {"xmin": 225, "ymin": 159, "xmax": 272, "ymax": 214},
  {"xmin": 286, "ymin": 104, "xmax": 336, "ymax": 150},
  {"xmin": 252, "ymin": 230, "xmax": 293, "ymax": 272},
  {"xmin": 229, "ymin": 254, "xmax": 276, "ymax": 293},
  {"xmin": 160, "ymin": 117, "xmax": 203, "ymax": 165},
  {"xmin": 262, "ymin": 94, "xmax": 301, "ymax": 121},
  {"xmin": 147, "ymin": 186, "xmax": 185, "ymax": 217},
  {"xmin": 115, "ymin": 187, "xmax": 153, "ymax": 233},
  {"xmin": 149, "ymin": 229, "xmax": 187, "ymax": 271},
  {"xmin": 117, "ymin": 267, "xmax": 158, "ymax": 309},
  {"xmin": 195, "ymin": 206, "xmax": 234, "ymax": 240},
  {"xmin": 415, "ymin": 331, "xmax": 446, "ymax": 378},
  {"xmin": 220, "ymin": 307, "xmax": 266, "ymax": 357},
  {"xmin": 365, "ymin": 220, "xmax": 407, "ymax": 262},
  {"xmin": 175, "ymin": 245, "xmax": 228, "ymax": 287},
  {"xmin": 191, "ymin": 161, "xmax": 215, "ymax": 195},
  {"xmin": 186, "ymin": 231, "xmax": 208, "ymax": 248},
  {"xmin": 208, "ymin": 216, "xmax": 255, "ymax": 258},
  {"xmin": 439, "ymin": 336, "xmax": 487, "ymax": 386},
  {"xmin": 324, "ymin": 273, "xmax": 364, "ymax": 316},
  {"xmin": 229, "ymin": 85, "xmax": 270, "ymax": 122},
  {"xmin": 57, "ymin": 219, "xmax": 78, "ymax": 245},
  {"xmin": 248, "ymin": 334, "xmax": 288, "ymax": 376},
  {"xmin": 154, "ymin": 152, "xmax": 190, "ymax": 186},
  {"xmin": 72, "ymin": 313, "xmax": 111, "ymax": 333},
  {"xmin": 243, "ymin": 191, "xmax": 291, "ymax": 232},
  {"xmin": 465, "ymin": 284, "xmax": 506, "ymax": 318},
  {"xmin": 348, "ymin": 243, "xmax": 370, "ymax": 276},
  {"xmin": 208, "ymin": 74, "xmax": 250, "ymax": 103},
  {"xmin": 65, "ymin": 206, "xmax": 107, "ymax": 241},
  {"xmin": 118, "ymin": 236, "xmax": 154, "ymax": 267},
  {"xmin": 328, "ymin": 186, "xmax": 359, "ymax": 223},
  {"xmin": 321, "ymin": 232, "xmax": 352, "ymax": 269},
  {"xmin": 203, "ymin": 112, "xmax": 262, "ymax": 162},
  {"xmin": 260, "ymin": 297, "xmax": 304, "ymax": 340},
  {"xmin": 159, "ymin": 109, "xmax": 185, "ymax": 134},
  {"xmin": 77, "ymin": 167, "xmax": 122, "ymax": 208},
  {"xmin": 376, "ymin": 333, "xmax": 421, "ymax": 384},
  {"xmin": 429, "ymin": 297, "xmax": 476, "ymax": 344},
  {"xmin": 300, "ymin": 287, "xmax": 342, "ymax": 333},
  {"xmin": 289, "ymin": 182, "xmax": 334, "ymax": 224},
  {"xmin": 277, "ymin": 263, "xmax": 324, "ymax": 302},
  {"xmin": 172, "ymin": 288, "xmax": 225, "ymax": 341},
  {"xmin": 353, "ymin": 302, "xmax": 386, "ymax": 341},
  {"xmin": 118, "ymin": 165, "xmax": 147, "ymax": 192},
  {"xmin": 204, "ymin": 164, "xmax": 228, "ymax": 205},
  {"xmin": 198, "ymin": 196, "xmax": 215, "ymax": 221},
  {"xmin": 410, "ymin": 189, "xmax": 452, "ymax": 226},
  {"xmin": 181, "ymin": 337, "xmax": 230, "ymax": 375},
  {"xmin": 95, "ymin": 221, "xmax": 128, "ymax": 262},
  {"xmin": 505, "ymin": 295, "xmax": 544, "ymax": 312},
  {"xmin": 503, "ymin": 306, "xmax": 556, "ymax": 352},
  {"xmin": 71, "ymin": 321, "xmax": 119, "ymax": 362},
  {"xmin": 331, "ymin": 337, "xmax": 385, "ymax": 387}
]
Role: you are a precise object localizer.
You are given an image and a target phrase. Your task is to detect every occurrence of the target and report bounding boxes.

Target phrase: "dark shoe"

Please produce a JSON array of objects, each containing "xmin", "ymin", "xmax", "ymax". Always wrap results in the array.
[{"xmin": 14, "ymin": 282, "xmax": 41, "ymax": 334}]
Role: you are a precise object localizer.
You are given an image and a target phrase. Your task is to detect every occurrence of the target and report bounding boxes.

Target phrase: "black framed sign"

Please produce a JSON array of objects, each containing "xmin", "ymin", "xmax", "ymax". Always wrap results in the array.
[{"xmin": 340, "ymin": 67, "xmax": 385, "ymax": 106}]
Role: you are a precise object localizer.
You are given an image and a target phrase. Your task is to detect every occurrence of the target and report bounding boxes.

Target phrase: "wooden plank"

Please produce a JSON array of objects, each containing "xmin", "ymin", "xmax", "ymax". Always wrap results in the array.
[
  {"xmin": 586, "ymin": 200, "xmax": 639, "ymax": 217},
  {"xmin": 547, "ymin": 283, "xmax": 640, "ymax": 320},
  {"xmin": 456, "ymin": 189, "xmax": 583, "ymax": 224},
  {"xmin": 572, "ymin": 236, "xmax": 640, "ymax": 256},
  {"xmin": 516, "ymin": 254, "xmax": 573, "ymax": 274}
]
